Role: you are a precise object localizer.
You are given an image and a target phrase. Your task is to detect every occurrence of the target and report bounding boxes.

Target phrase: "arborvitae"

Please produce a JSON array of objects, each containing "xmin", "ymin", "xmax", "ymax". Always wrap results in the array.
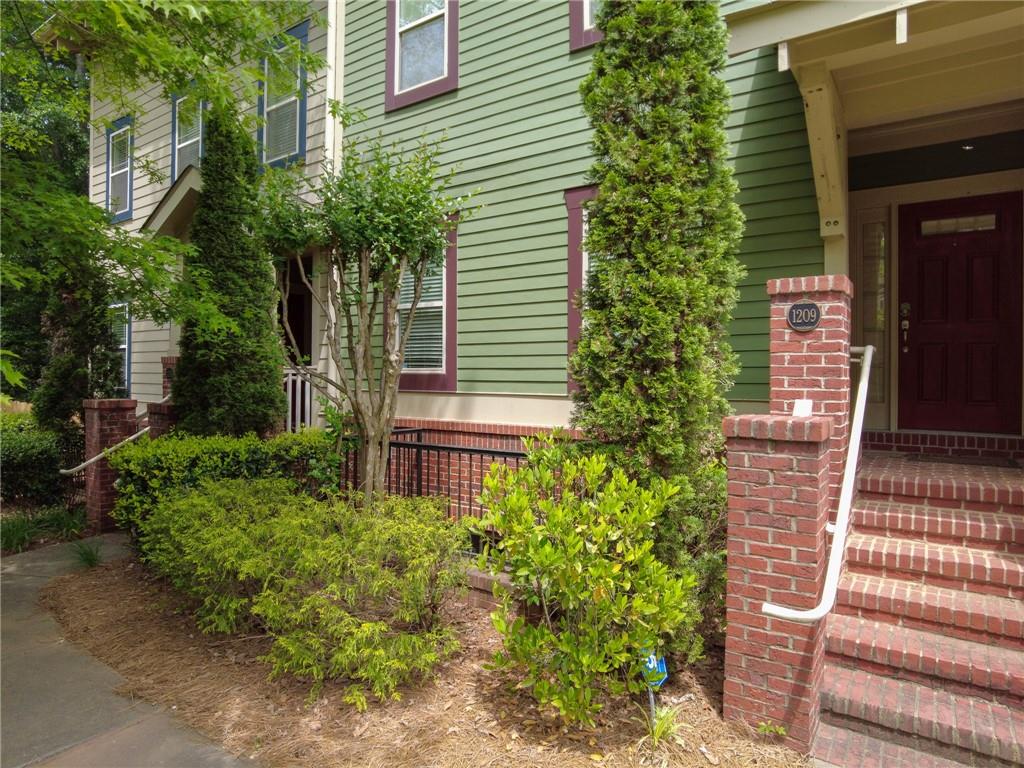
[
  {"xmin": 173, "ymin": 104, "xmax": 285, "ymax": 435},
  {"xmin": 571, "ymin": 0, "xmax": 744, "ymax": 627}
]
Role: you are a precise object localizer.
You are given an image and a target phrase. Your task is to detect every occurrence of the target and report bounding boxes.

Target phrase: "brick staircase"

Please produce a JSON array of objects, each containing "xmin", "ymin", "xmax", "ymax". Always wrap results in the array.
[{"xmin": 812, "ymin": 452, "xmax": 1024, "ymax": 768}]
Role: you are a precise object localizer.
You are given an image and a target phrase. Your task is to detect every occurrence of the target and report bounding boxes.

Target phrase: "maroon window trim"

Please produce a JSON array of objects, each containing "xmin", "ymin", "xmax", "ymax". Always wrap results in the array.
[
  {"xmin": 569, "ymin": 0, "xmax": 602, "ymax": 52},
  {"xmin": 566, "ymin": 185, "xmax": 596, "ymax": 392},
  {"xmin": 398, "ymin": 226, "xmax": 458, "ymax": 392},
  {"xmin": 385, "ymin": 0, "xmax": 459, "ymax": 112}
]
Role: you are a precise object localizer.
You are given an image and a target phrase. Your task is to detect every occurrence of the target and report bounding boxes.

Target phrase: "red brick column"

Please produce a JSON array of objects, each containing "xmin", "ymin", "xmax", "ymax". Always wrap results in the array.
[
  {"xmin": 767, "ymin": 275, "xmax": 852, "ymax": 511},
  {"xmin": 722, "ymin": 414, "xmax": 832, "ymax": 753},
  {"xmin": 161, "ymin": 355, "xmax": 179, "ymax": 399},
  {"xmin": 147, "ymin": 402, "xmax": 177, "ymax": 438},
  {"xmin": 83, "ymin": 399, "xmax": 138, "ymax": 534}
]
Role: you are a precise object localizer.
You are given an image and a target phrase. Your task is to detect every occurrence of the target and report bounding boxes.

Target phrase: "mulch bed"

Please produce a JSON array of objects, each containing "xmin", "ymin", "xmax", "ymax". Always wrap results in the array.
[{"xmin": 41, "ymin": 558, "xmax": 808, "ymax": 768}]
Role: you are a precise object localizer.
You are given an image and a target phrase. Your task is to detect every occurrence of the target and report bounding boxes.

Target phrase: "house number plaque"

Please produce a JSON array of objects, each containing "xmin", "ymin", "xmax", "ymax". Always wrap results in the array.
[{"xmin": 787, "ymin": 301, "xmax": 821, "ymax": 332}]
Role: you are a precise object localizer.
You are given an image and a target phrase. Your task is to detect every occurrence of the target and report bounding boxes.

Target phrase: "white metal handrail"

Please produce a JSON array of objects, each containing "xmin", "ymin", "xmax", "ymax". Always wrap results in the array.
[
  {"xmin": 59, "ymin": 394, "xmax": 171, "ymax": 476},
  {"xmin": 761, "ymin": 344, "xmax": 875, "ymax": 623}
]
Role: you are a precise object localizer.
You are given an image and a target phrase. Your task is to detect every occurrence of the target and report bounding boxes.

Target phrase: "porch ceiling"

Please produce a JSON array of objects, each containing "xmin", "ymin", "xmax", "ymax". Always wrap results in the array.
[{"xmin": 787, "ymin": 1, "xmax": 1024, "ymax": 130}]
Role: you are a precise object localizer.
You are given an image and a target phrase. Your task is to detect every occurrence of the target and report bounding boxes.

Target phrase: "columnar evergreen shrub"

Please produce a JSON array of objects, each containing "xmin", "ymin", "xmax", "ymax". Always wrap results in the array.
[
  {"xmin": 570, "ymin": 0, "xmax": 744, "ymax": 629},
  {"xmin": 109, "ymin": 429, "xmax": 337, "ymax": 534},
  {"xmin": 173, "ymin": 103, "xmax": 285, "ymax": 435},
  {"xmin": 478, "ymin": 438, "xmax": 701, "ymax": 725},
  {"xmin": 138, "ymin": 478, "xmax": 469, "ymax": 709}
]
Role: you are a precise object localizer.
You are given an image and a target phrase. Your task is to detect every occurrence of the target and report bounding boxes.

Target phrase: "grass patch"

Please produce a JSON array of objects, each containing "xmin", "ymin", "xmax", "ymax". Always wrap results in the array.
[{"xmin": 1, "ymin": 504, "xmax": 86, "ymax": 554}]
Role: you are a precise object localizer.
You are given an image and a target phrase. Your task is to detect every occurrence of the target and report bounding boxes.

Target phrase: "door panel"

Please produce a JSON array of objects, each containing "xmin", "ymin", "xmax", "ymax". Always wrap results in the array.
[{"xmin": 898, "ymin": 191, "xmax": 1022, "ymax": 434}]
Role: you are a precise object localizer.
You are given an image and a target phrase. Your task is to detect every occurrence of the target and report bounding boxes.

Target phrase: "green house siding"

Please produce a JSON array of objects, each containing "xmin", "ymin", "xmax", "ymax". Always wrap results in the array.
[
  {"xmin": 344, "ymin": 4, "xmax": 821, "ymax": 402},
  {"xmin": 726, "ymin": 46, "xmax": 824, "ymax": 402}
]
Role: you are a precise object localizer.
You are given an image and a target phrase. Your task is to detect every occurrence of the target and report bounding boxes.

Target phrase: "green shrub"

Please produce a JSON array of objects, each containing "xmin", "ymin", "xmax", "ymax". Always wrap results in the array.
[
  {"xmin": 109, "ymin": 429, "xmax": 336, "ymax": 535},
  {"xmin": 139, "ymin": 478, "xmax": 469, "ymax": 709},
  {"xmin": 478, "ymin": 438, "xmax": 701, "ymax": 725},
  {"xmin": 0, "ymin": 416, "xmax": 63, "ymax": 505},
  {"xmin": 1, "ymin": 514, "xmax": 36, "ymax": 552}
]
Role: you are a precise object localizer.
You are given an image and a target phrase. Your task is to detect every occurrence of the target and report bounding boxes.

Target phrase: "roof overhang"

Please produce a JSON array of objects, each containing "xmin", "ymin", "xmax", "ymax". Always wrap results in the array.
[{"xmin": 142, "ymin": 165, "xmax": 202, "ymax": 240}]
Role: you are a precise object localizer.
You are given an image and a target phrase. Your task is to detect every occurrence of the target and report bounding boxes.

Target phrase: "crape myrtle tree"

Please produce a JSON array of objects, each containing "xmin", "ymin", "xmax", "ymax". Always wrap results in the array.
[
  {"xmin": 570, "ymin": 0, "xmax": 744, "ymax": 627},
  {"xmin": 173, "ymin": 104, "xmax": 286, "ymax": 436},
  {"xmin": 259, "ymin": 110, "xmax": 466, "ymax": 498}
]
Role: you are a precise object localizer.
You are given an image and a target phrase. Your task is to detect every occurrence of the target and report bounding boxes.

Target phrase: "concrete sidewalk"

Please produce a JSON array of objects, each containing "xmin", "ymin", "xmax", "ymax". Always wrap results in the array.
[{"xmin": 1, "ymin": 535, "xmax": 247, "ymax": 768}]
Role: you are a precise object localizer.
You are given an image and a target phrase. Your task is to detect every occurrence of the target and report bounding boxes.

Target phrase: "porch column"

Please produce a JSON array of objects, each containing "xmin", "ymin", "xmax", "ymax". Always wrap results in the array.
[
  {"xmin": 767, "ymin": 275, "xmax": 853, "ymax": 512},
  {"xmin": 83, "ymin": 399, "xmax": 137, "ymax": 534}
]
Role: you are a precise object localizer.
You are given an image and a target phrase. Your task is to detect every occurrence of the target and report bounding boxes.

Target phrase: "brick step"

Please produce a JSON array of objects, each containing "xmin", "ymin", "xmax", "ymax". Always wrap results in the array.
[
  {"xmin": 857, "ymin": 454, "xmax": 1024, "ymax": 512},
  {"xmin": 852, "ymin": 500, "xmax": 1024, "ymax": 554},
  {"xmin": 820, "ymin": 664, "xmax": 1024, "ymax": 764},
  {"xmin": 812, "ymin": 721, "xmax": 992, "ymax": 768},
  {"xmin": 825, "ymin": 614, "xmax": 1024, "ymax": 707},
  {"xmin": 836, "ymin": 573, "xmax": 1024, "ymax": 650},
  {"xmin": 845, "ymin": 534, "xmax": 1024, "ymax": 600}
]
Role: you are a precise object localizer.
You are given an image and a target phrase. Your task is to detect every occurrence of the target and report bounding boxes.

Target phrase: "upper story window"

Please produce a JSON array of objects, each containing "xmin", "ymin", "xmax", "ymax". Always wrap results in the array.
[
  {"xmin": 397, "ymin": 226, "xmax": 458, "ymax": 392},
  {"xmin": 171, "ymin": 95, "xmax": 203, "ymax": 180},
  {"xmin": 385, "ymin": 0, "xmax": 459, "ymax": 112},
  {"xmin": 259, "ymin": 20, "xmax": 309, "ymax": 167},
  {"xmin": 106, "ymin": 116, "xmax": 133, "ymax": 223},
  {"xmin": 569, "ymin": 0, "xmax": 603, "ymax": 52}
]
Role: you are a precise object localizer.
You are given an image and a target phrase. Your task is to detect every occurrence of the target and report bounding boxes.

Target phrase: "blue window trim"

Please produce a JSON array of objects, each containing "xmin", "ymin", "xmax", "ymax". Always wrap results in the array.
[
  {"xmin": 170, "ymin": 93, "xmax": 207, "ymax": 181},
  {"xmin": 257, "ymin": 18, "xmax": 309, "ymax": 169},
  {"xmin": 105, "ymin": 115, "xmax": 133, "ymax": 223}
]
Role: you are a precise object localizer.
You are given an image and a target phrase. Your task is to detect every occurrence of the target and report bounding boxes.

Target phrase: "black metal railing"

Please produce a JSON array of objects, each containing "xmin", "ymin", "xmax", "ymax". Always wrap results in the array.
[{"xmin": 340, "ymin": 429, "xmax": 527, "ymax": 522}]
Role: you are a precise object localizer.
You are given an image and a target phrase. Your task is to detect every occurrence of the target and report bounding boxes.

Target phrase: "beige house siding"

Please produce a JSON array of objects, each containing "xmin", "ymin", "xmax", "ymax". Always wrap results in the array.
[{"xmin": 88, "ymin": 4, "xmax": 330, "ymax": 403}]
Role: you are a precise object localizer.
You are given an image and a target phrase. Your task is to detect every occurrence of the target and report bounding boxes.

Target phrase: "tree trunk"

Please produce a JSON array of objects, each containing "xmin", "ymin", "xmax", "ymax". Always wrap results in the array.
[{"xmin": 357, "ymin": 426, "xmax": 390, "ymax": 501}]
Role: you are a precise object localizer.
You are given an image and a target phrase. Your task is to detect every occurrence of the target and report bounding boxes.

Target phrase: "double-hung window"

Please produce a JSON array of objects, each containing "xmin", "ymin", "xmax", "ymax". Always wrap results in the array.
[
  {"xmin": 385, "ymin": 0, "xmax": 459, "ymax": 111},
  {"xmin": 260, "ymin": 20, "xmax": 308, "ymax": 167},
  {"xmin": 171, "ymin": 95, "xmax": 203, "ymax": 180},
  {"xmin": 106, "ymin": 117, "xmax": 133, "ymax": 222},
  {"xmin": 398, "ymin": 263, "xmax": 444, "ymax": 372},
  {"xmin": 396, "ymin": 226, "xmax": 457, "ymax": 391},
  {"xmin": 110, "ymin": 303, "xmax": 130, "ymax": 396},
  {"xmin": 569, "ymin": 0, "xmax": 603, "ymax": 51}
]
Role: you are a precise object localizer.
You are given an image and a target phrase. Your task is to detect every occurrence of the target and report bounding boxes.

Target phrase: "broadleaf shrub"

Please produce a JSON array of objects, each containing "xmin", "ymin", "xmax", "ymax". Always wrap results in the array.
[
  {"xmin": 478, "ymin": 437, "xmax": 701, "ymax": 725},
  {"xmin": 138, "ymin": 478, "xmax": 469, "ymax": 708},
  {"xmin": 109, "ymin": 429, "xmax": 336, "ymax": 535}
]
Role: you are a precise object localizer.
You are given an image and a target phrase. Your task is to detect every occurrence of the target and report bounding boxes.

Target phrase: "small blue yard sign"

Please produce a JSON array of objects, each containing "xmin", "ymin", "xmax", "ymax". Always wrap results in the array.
[{"xmin": 643, "ymin": 650, "xmax": 668, "ymax": 689}]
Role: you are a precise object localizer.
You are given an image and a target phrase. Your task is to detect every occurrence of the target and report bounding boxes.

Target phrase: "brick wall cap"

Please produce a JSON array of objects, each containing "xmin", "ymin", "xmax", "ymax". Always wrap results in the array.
[
  {"xmin": 83, "ymin": 398, "xmax": 138, "ymax": 410},
  {"xmin": 147, "ymin": 402, "xmax": 176, "ymax": 415},
  {"xmin": 766, "ymin": 274, "xmax": 854, "ymax": 298},
  {"xmin": 723, "ymin": 414, "xmax": 833, "ymax": 442}
]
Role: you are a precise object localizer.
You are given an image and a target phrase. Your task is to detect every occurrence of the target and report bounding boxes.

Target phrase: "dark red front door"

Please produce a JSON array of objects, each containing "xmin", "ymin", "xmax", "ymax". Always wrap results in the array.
[{"xmin": 898, "ymin": 191, "xmax": 1022, "ymax": 434}]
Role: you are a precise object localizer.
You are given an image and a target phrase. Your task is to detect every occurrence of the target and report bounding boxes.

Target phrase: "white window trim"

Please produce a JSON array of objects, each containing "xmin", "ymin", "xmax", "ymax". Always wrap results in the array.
[
  {"xmin": 108, "ymin": 126, "xmax": 131, "ymax": 215},
  {"xmin": 583, "ymin": 0, "xmax": 597, "ymax": 30},
  {"xmin": 263, "ymin": 58, "xmax": 301, "ymax": 164},
  {"xmin": 397, "ymin": 260, "xmax": 446, "ymax": 374},
  {"xmin": 174, "ymin": 95, "xmax": 203, "ymax": 178},
  {"xmin": 394, "ymin": 4, "xmax": 448, "ymax": 95}
]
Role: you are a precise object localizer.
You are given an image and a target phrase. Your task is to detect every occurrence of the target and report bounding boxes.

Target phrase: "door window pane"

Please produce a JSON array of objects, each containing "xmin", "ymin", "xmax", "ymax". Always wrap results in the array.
[{"xmin": 861, "ymin": 219, "xmax": 888, "ymax": 404}]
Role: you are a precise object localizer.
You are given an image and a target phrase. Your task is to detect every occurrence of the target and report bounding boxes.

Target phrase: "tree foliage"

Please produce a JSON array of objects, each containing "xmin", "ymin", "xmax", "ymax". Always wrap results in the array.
[
  {"xmin": 570, "ymin": 0, "xmax": 744, "ymax": 628},
  {"xmin": 0, "ymin": 0, "xmax": 321, "ymax": 410},
  {"xmin": 173, "ymin": 104, "xmax": 285, "ymax": 436},
  {"xmin": 260, "ymin": 111, "xmax": 467, "ymax": 496}
]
